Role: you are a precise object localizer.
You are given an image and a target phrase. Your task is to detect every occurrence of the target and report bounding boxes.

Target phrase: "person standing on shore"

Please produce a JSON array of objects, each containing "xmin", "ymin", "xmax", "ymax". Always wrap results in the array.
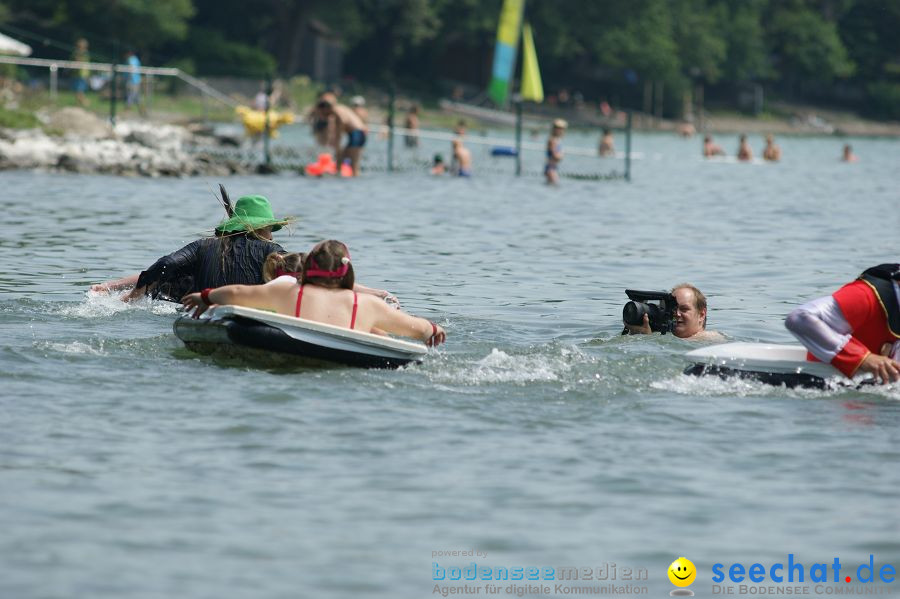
[
  {"xmin": 762, "ymin": 134, "xmax": 781, "ymax": 162},
  {"xmin": 737, "ymin": 134, "xmax": 753, "ymax": 161},
  {"xmin": 124, "ymin": 50, "xmax": 144, "ymax": 116},
  {"xmin": 71, "ymin": 38, "xmax": 90, "ymax": 107}
]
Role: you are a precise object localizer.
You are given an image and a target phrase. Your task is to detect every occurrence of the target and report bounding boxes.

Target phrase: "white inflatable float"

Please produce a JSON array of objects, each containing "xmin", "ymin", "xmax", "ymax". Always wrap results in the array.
[
  {"xmin": 683, "ymin": 342, "xmax": 859, "ymax": 389},
  {"xmin": 174, "ymin": 305, "xmax": 428, "ymax": 369}
]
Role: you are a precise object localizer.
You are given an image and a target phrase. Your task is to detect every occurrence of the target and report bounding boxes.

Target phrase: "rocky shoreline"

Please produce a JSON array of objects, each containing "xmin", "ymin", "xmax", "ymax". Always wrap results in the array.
[{"xmin": 0, "ymin": 107, "xmax": 252, "ymax": 177}]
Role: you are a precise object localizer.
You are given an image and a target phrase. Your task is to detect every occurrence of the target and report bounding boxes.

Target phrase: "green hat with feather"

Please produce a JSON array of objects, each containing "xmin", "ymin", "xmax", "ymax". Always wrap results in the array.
[{"xmin": 215, "ymin": 195, "xmax": 290, "ymax": 234}]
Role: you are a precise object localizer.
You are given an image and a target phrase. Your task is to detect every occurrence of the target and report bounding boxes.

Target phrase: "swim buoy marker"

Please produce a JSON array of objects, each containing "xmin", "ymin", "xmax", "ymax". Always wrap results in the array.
[{"xmin": 306, "ymin": 153, "xmax": 337, "ymax": 176}]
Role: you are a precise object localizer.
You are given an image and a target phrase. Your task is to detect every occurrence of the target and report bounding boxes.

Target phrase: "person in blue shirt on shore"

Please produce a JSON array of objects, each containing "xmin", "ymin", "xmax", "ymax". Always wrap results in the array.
[{"xmin": 125, "ymin": 50, "xmax": 143, "ymax": 114}]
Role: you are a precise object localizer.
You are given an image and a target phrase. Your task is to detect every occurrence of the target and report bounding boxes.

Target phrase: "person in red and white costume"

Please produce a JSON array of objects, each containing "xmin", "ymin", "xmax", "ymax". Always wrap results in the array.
[{"xmin": 785, "ymin": 264, "xmax": 900, "ymax": 384}]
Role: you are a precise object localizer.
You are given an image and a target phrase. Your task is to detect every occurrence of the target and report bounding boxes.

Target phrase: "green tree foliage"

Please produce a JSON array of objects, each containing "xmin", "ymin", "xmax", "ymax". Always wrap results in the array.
[
  {"xmin": 184, "ymin": 28, "xmax": 277, "ymax": 77},
  {"xmin": 6, "ymin": 0, "xmax": 193, "ymax": 58},
  {"xmin": 3, "ymin": 0, "xmax": 898, "ymax": 118},
  {"xmin": 720, "ymin": 1, "xmax": 772, "ymax": 82},
  {"xmin": 671, "ymin": 0, "xmax": 728, "ymax": 84},
  {"xmin": 765, "ymin": 1, "xmax": 855, "ymax": 83}
]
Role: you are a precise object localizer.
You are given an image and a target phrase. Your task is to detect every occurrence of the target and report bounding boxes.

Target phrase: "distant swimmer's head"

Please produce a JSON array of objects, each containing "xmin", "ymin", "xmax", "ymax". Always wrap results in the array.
[
  {"xmin": 433, "ymin": 154, "xmax": 444, "ymax": 165},
  {"xmin": 552, "ymin": 118, "xmax": 568, "ymax": 131},
  {"xmin": 351, "ymin": 95, "xmax": 366, "ymax": 107},
  {"xmin": 668, "ymin": 557, "xmax": 697, "ymax": 587},
  {"xmin": 263, "ymin": 252, "xmax": 306, "ymax": 283},
  {"xmin": 303, "ymin": 240, "xmax": 354, "ymax": 290}
]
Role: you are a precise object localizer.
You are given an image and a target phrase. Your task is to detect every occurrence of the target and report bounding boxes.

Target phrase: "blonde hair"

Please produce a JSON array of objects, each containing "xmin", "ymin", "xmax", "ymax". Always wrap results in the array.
[
  {"xmin": 671, "ymin": 283, "xmax": 708, "ymax": 329},
  {"xmin": 263, "ymin": 252, "xmax": 305, "ymax": 282}
]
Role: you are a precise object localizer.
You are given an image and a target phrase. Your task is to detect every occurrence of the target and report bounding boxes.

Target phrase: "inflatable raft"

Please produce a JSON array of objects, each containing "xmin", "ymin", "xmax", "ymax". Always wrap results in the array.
[
  {"xmin": 683, "ymin": 342, "xmax": 856, "ymax": 389},
  {"xmin": 174, "ymin": 305, "xmax": 428, "ymax": 369}
]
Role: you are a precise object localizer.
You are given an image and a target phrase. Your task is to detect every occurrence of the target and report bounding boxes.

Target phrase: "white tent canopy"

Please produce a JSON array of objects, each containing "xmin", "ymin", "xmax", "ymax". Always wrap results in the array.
[{"xmin": 0, "ymin": 31, "xmax": 32, "ymax": 56}]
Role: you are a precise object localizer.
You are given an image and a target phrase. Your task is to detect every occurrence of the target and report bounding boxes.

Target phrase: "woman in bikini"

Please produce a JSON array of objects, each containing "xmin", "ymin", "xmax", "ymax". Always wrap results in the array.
[{"xmin": 181, "ymin": 240, "xmax": 446, "ymax": 346}]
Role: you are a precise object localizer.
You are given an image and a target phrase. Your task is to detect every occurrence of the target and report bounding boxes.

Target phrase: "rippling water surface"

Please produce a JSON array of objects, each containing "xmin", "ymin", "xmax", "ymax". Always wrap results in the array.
[{"xmin": 2, "ymin": 130, "xmax": 899, "ymax": 598}]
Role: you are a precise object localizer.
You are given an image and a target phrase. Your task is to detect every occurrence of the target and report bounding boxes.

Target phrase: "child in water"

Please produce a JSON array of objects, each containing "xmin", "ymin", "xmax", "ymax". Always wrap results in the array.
[{"xmin": 545, "ymin": 119, "xmax": 566, "ymax": 184}]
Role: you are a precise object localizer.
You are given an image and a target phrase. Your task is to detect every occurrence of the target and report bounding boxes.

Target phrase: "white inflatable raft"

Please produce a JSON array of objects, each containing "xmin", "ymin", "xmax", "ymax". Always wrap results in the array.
[
  {"xmin": 174, "ymin": 305, "xmax": 428, "ymax": 369},
  {"xmin": 683, "ymin": 342, "xmax": 855, "ymax": 389}
]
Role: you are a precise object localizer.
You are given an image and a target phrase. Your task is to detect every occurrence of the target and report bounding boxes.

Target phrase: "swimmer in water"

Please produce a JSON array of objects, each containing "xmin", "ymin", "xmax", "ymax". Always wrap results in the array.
[
  {"xmin": 737, "ymin": 134, "xmax": 753, "ymax": 162},
  {"xmin": 762, "ymin": 134, "xmax": 781, "ymax": 162},
  {"xmin": 314, "ymin": 92, "xmax": 367, "ymax": 177},
  {"xmin": 598, "ymin": 128, "xmax": 615, "ymax": 157},
  {"xmin": 703, "ymin": 135, "xmax": 725, "ymax": 158},
  {"xmin": 451, "ymin": 138, "xmax": 472, "ymax": 177},
  {"xmin": 545, "ymin": 118, "xmax": 566, "ymax": 184}
]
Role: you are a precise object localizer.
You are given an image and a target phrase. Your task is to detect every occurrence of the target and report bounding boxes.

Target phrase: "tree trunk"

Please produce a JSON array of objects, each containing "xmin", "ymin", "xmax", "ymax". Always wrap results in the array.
[{"xmin": 274, "ymin": 1, "xmax": 314, "ymax": 76}]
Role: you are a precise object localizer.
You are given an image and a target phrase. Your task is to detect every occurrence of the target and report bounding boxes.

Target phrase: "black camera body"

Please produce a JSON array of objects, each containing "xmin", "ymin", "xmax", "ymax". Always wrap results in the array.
[{"xmin": 622, "ymin": 289, "xmax": 677, "ymax": 334}]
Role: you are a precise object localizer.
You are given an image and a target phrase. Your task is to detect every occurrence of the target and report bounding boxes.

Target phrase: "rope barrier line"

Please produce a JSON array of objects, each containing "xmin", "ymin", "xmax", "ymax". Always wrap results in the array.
[{"xmin": 372, "ymin": 124, "xmax": 617, "ymax": 158}]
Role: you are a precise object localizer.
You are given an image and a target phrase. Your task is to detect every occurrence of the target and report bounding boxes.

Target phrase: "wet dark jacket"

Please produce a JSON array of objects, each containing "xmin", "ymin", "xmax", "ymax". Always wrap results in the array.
[{"xmin": 135, "ymin": 235, "xmax": 284, "ymax": 302}]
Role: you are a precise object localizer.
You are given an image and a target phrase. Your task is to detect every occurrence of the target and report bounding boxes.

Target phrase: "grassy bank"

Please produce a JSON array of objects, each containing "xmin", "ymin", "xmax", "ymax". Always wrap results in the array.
[{"xmin": 4, "ymin": 79, "xmax": 898, "ymax": 139}]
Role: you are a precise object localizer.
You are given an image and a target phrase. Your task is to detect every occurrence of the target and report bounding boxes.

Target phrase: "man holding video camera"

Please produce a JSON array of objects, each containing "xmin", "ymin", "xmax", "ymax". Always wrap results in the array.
[{"xmin": 623, "ymin": 283, "xmax": 720, "ymax": 340}]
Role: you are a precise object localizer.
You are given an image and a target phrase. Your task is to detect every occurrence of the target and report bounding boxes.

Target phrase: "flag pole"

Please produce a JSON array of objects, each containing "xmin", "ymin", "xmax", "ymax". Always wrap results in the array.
[{"xmin": 515, "ymin": 96, "xmax": 523, "ymax": 176}]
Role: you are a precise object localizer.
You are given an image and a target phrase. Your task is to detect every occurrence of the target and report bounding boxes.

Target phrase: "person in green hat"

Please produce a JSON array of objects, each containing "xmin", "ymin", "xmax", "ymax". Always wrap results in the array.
[
  {"xmin": 93, "ymin": 194, "xmax": 290, "ymax": 302},
  {"xmin": 128, "ymin": 194, "xmax": 291, "ymax": 302},
  {"xmin": 92, "ymin": 192, "xmax": 399, "ymax": 305}
]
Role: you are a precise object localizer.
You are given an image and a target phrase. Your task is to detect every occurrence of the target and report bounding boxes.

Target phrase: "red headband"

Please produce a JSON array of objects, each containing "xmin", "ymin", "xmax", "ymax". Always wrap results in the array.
[{"xmin": 305, "ymin": 245, "xmax": 351, "ymax": 279}]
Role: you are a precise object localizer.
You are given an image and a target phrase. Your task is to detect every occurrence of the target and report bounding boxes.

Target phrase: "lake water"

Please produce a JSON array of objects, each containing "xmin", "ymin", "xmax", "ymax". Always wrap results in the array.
[{"xmin": 2, "ymin": 129, "xmax": 899, "ymax": 598}]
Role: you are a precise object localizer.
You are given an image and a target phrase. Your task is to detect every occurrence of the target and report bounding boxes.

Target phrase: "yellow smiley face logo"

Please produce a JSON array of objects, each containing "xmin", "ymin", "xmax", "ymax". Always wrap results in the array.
[{"xmin": 668, "ymin": 557, "xmax": 697, "ymax": 587}]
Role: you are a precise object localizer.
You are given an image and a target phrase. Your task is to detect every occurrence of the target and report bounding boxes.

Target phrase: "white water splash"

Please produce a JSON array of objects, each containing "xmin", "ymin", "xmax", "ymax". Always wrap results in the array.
[
  {"xmin": 56, "ymin": 291, "xmax": 178, "ymax": 319},
  {"xmin": 431, "ymin": 347, "xmax": 579, "ymax": 385},
  {"xmin": 38, "ymin": 340, "xmax": 106, "ymax": 356}
]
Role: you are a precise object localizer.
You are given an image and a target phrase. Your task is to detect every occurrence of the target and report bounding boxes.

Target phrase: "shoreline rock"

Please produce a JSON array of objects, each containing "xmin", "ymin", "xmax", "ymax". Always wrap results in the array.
[{"xmin": 0, "ymin": 107, "xmax": 255, "ymax": 177}]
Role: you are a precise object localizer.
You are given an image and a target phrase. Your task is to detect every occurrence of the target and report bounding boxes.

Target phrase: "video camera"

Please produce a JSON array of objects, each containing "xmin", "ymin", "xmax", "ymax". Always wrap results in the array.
[{"xmin": 622, "ymin": 289, "xmax": 677, "ymax": 334}]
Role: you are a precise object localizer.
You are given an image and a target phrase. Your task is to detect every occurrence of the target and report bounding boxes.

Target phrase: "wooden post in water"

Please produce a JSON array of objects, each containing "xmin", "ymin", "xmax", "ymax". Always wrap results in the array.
[
  {"xmin": 109, "ymin": 64, "xmax": 117, "ymax": 125},
  {"xmin": 625, "ymin": 110, "xmax": 632, "ymax": 182},
  {"xmin": 263, "ymin": 75, "xmax": 272, "ymax": 170},
  {"xmin": 110, "ymin": 41, "xmax": 119, "ymax": 126},
  {"xmin": 515, "ymin": 99, "xmax": 523, "ymax": 176},
  {"xmin": 387, "ymin": 84, "xmax": 395, "ymax": 173}
]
